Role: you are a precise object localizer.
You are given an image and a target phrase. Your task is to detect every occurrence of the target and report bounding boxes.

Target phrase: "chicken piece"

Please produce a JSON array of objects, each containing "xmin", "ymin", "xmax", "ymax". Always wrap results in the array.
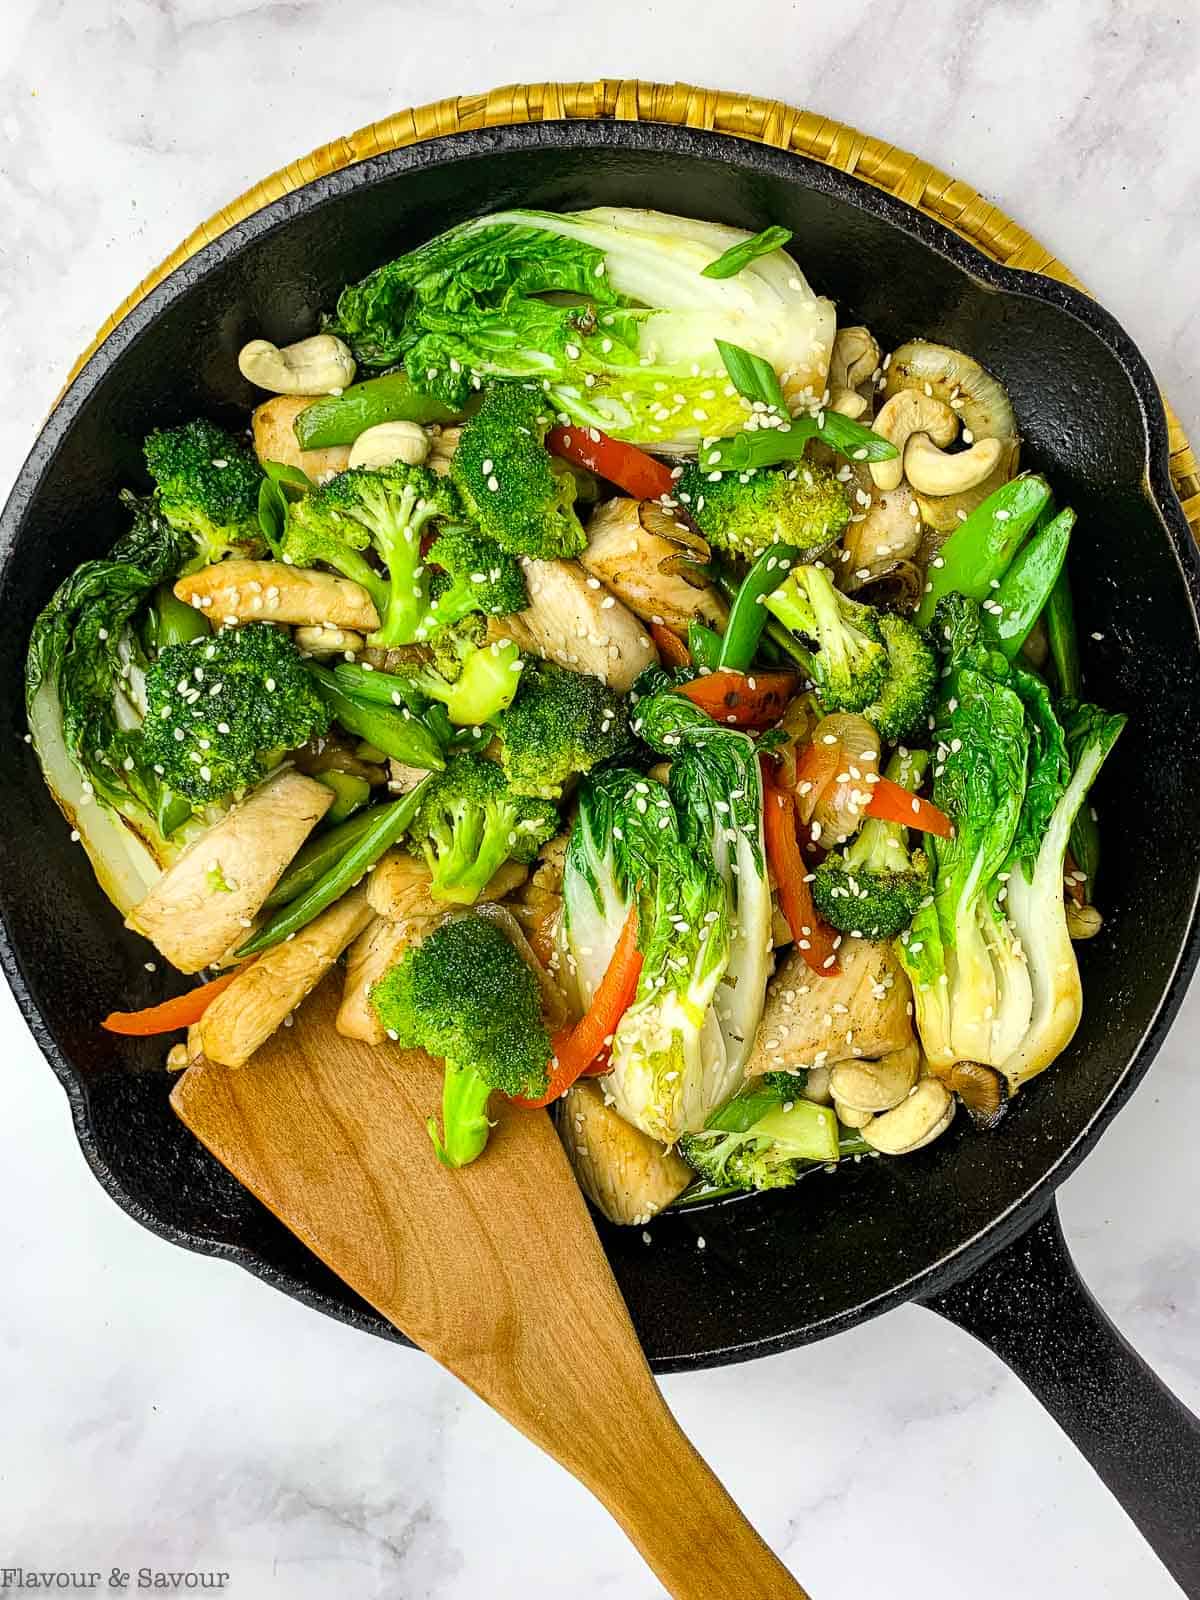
[
  {"xmin": 128, "ymin": 770, "xmax": 333, "ymax": 973},
  {"xmin": 746, "ymin": 937, "xmax": 913, "ymax": 1076},
  {"xmin": 251, "ymin": 395, "xmax": 352, "ymax": 482},
  {"xmin": 837, "ymin": 462, "xmax": 923, "ymax": 592},
  {"xmin": 174, "ymin": 559, "xmax": 380, "ymax": 632},
  {"xmin": 509, "ymin": 832, "xmax": 568, "ymax": 971},
  {"xmin": 557, "ymin": 1079, "xmax": 694, "ymax": 1226},
  {"xmin": 366, "ymin": 849, "xmax": 527, "ymax": 922},
  {"xmin": 198, "ymin": 887, "xmax": 373, "ymax": 1067},
  {"xmin": 496, "ymin": 558, "xmax": 658, "ymax": 692},
  {"xmin": 336, "ymin": 916, "xmax": 415, "ymax": 1043},
  {"xmin": 581, "ymin": 498, "xmax": 727, "ymax": 635}
]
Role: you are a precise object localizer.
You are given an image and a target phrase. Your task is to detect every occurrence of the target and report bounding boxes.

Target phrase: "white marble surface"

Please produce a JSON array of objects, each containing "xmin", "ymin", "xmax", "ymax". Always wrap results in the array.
[{"xmin": 2, "ymin": 3, "xmax": 1198, "ymax": 1595}]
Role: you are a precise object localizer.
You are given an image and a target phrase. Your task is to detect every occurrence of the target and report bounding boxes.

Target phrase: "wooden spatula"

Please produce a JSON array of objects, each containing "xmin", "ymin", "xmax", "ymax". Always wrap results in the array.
[{"xmin": 171, "ymin": 981, "xmax": 807, "ymax": 1598}]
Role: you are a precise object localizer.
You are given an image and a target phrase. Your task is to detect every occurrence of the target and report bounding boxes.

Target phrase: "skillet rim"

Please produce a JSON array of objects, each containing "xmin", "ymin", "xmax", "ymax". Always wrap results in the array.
[{"xmin": 2, "ymin": 118, "xmax": 1199, "ymax": 1368}]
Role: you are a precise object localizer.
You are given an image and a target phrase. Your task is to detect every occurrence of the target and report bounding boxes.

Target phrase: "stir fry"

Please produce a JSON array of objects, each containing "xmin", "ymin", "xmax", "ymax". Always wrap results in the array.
[{"xmin": 26, "ymin": 207, "xmax": 1124, "ymax": 1225}]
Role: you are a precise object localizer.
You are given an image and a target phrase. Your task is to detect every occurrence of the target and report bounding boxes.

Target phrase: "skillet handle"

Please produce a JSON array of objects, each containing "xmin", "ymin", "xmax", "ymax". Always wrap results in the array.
[{"xmin": 921, "ymin": 1200, "xmax": 1200, "ymax": 1595}]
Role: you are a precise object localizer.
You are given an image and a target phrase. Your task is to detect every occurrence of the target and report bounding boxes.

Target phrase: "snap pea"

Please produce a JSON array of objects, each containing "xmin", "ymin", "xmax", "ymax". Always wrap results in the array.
[
  {"xmin": 314, "ymin": 769, "xmax": 372, "ymax": 824},
  {"xmin": 262, "ymin": 808, "xmax": 381, "ymax": 911},
  {"xmin": 1045, "ymin": 562, "xmax": 1083, "ymax": 701},
  {"xmin": 717, "ymin": 542, "xmax": 801, "ymax": 671},
  {"xmin": 308, "ymin": 664, "xmax": 445, "ymax": 772},
  {"xmin": 294, "ymin": 372, "xmax": 462, "ymax": 450},
  {"xmin": 988, "ymin": 507, "xmax": 1075, "ymax": 659},
  {"xmin": 687, "ymin": 619, "xmax": 723, "ymax": 670},
  {"xmin": 713, "ymin": 566, "xmax": 808, "ymax": 671},
  {"xmin": 915, "ymin": 475, "xmax": 1051, "ymax": 628},
  {"xmin": 237, "ymin": 782, "xmax": 432, "ymax": 957},
  {"xmin": 146, "ymin": 583, "xmax": 210, "ymax": 650}
]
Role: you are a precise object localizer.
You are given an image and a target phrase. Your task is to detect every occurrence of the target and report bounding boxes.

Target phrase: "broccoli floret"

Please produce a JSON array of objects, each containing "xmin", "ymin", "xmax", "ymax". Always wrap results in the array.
[
  {"xmin": 334, "ymin": 630, "xmax": 524, "ymax": 730},
  {"xmin": 679, "ymin": 1076, "xmax": 840, "ymax": 1193},
  {"xmin": 282, "ymin": 464, "xmax": 459, "ymax": 648},
  {"xmin": 370, "ymin": 912, "xmax": 551, "ymax": 1167},
  {"xmin": 143, "ymin": 419, "xmax": 264, "ymax": 569},
  {"xmin": 407, "ymin": 751, "xmax": 559, "ymax": 905},
  {"xmin": 421, "ymin": 525, "xmax": 528, "ymax": 636},
  {"xmin": 497, "ymin": 659, "xmax": 630, "ymax": 799},
  {"xmin": 451, "ymin": 383, "xmax": 586, "ymax": 559},
  {"xmin": 142, "ymin": 623, "xmax": 330, "ymax": 802},
  {"xmin": 862, "ymin": 613, "xmax": 938, "ymax": 741},
  {"xmin": 812, "ymin": 749, "xmax": 933, "ymax": 938},
  {"xmin": 765, "ymin": 563, "xmax": 889, "ymax": 712},
  {"xmin": 676, "ymin": 462, "xmax": 849, "ymax": 563}
]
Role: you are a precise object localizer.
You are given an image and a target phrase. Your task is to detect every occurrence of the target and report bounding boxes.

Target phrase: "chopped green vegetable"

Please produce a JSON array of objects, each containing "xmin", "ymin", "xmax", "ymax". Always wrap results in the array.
[
  {"xmin": 334, "ymin": 633, "xmax": 524, "ymax": 730},
  {"xmin": 497, "ymin": 658, "xmax": 630, "ymax": 799},
  {"xmin": 306, "ymin": 662, "xmax": 445, "ymax": 771},
  {"xmin": 262, "ymin": 807, "xmax": 380, "ymax": 910},
  {"xmin": 676, "ymin": 461, "xmax": 849, "ymax": 563},
  {"xmin": 861, "ymin": 613, "xmax": 938, "ymax": 741},
  {"xmin": 915, "ymin": 474, "xmax": 1051, "ymax": 628},
  {"xmin": 294, "ymin": 371, "xmax": 461, "ymax": 450},
  {"xmin": 421, "ymin": 524, "xmax": 527, "ymax": 635},
  {"xmin": 988, "ymin": 507, "xmax": 1075, "ymax": 659},
  {"xmin": 407, "ymin": 751, "xmax": 559, "ymax": 904},
  {"xmin": 680, "ymin": 1076, "xmax": 840, "ymax": 1191},
  {"xmin": 700, "ymin": 411, "xmax": 899, "ymax": 473},
  {"xmin": 143, "ymin": 419, "xmax": 265, "ymax": 569},
  {"xmin": 701, "ymin": 225, "xmax": 794, "ymax": 281},
  {"xmin": 715, "ymin": 338, "xmax": 787, "ymax": 410},
  {"xmin": 765, "ymin": 563, "xmax": 889, "ymax": 713}
]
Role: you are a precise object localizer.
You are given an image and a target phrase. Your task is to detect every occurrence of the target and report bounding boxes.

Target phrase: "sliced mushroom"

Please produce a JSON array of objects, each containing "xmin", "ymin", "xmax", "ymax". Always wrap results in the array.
[
  {"xmin": 556, "ymin": 1078, "xmax": 694, "ymax": 1226},
  {"xmin": 386, "ymin": 756, "xmax": 435, "ymax": 796},
  {"xmin": 174, "ymin": 559, "xmax": 380, "ymax": 633},
  {"xmin": 838, "ymin": 463, "xmax": 923, "ymax": 593},
  {"xmin": 746, "ymin": 938, "xmax": 914, "ymax": 1076},
  {"xmin": 251, "ymin": 395, "xmax": 352, "ymax": 481},
  {"xmin": 1067, "ymin": 902, "xmax": 1103, "ymax": 940},
  {"xmin": 292, "ymin": 732, "xmax": 386, "ymax": 786},
  {"xmin": 883, "ymin": 341, "xmax": 1019, "ymax": 531},
  {"xmin": 938, "ymin": 1059, "xmax": 1008, "ymax": 1131},
  {"xmin": 239, "ymin": 333, "xmax": 356, "ymax": 396},
  {"xmin": 829, "ymin": 1039, "xmax": 920, "ymax": 1114},
  {"xmin": 425, "ymin": 424, "xmax": 463, "ymax": 477},
  {"xmin": 830, "ymin": 326, "xmax": 882, "ymax": 402},
  {"xmin": 366, "ymin": 847, "xmax": 526, "ymax": 922},
  {"xmin": 197, "ymin": 887, "xmax": 373, "ymax": 1067},
  {"xmin": 868, "ymin": 392, "xmax": 959, "ymax": 494},
  {"xmin": 337, "ymin": 916, "xmax": 415, "ymax": 1043},
  {"xmin": 862, "ymin": 1077, "xmax": 956, "ymax": 1155},
  {"xmin": 497, "ymin": 558, "xmax": 658, "ymax": 693},
  {"xmin": 581, "ymin": 497, "xmax": 727, "ymax": 634},
  {"xmin": 802, "ymin": 1064, "xmax": 832, "ymax": 1104},
  {"xmin": 128, "ymin": 770, "xmax": 333, "ymax": 972}
]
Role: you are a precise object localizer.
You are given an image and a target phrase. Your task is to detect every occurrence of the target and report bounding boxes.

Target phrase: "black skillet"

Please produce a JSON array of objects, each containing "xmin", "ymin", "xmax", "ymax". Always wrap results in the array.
[{"xmin": 2, "ymin": 117, "xmax": 1199, "ymax": 1592}]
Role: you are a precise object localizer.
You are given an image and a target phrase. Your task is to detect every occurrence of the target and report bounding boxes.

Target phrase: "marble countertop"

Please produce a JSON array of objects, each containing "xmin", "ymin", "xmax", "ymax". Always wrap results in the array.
[{"xmin": 2, "ymin": 3, "xmax": 1198, "ymax": 1595}]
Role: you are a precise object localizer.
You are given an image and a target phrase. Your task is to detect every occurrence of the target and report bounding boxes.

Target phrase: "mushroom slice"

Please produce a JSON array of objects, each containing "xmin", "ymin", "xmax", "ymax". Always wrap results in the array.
[
  {"xmin": 174, "ymin": 559, "xmax": 380, "ymax": 633},
  {"xmin": 932, "ymin": 1059, "xmax": 1009, "ymax": 1131},
  {"xmin": 510, "ymin": 831, "xmax": 569, "ymax": 972},
  {"xmin": 830, "ymin": 326, "xmax": 882, "ymax": 403},
  {"xmin": 838, "ymin": 463, "xmax": 923, "ymax": 592},
  {"xmin": 499, "ymin": 558, "xmax": 658, "ymax": 692},
  {"xmin": 556, "ymin": 1078, "xmax": 694, "ymax": 1226},
  {"xmin": 251, "ymin": 395, "xmax": 351, "ymax": 482},
  {"xmin": 337, "ymin": 916, "xmax": 416, "ymax": 1043},
  {"xmin": 366, "ymin": 847, "xmax": 526, "ymax": 922},
  {"xmin": 581, "ymin": 498, "xmax": 727, "ymax": 634},
  {"xmin": 128, "ymin": 770, "xmax": 333, "ymax": 973},
  {"xmin": 294, "ymin": 624, "xmax": 364, "ymax": 659},
  {"xmin": 746, "ymin": 938, "xmax": 914, "ymax": 1076},
  {"xmin": 198, "ymin": 886, "xmax": 373, "ymax": 1067},
  {"xmin": 829, "ymin": 1039, "xmax": 920, "ymax": 1114},
  {"xmin": 868, "ymin": 392, "xmax": 958, "ymax": 493},
  {"xmin": 862, "ymin": 1078, "xmax": 956, "ymax": 1155}
]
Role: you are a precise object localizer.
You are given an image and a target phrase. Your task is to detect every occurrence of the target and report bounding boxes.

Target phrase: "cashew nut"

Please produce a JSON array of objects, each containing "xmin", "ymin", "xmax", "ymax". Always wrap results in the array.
[
  {"xmin": 828, "ymin": 387, "xmax": 869, "ymax": 419},
  {"xmin": 238, "ymin": 334, "xmax": 356, "ymax": 396},
  {"xmin": 834, "ymin": 1100, "xmax": 874, "ymax": 1130},
  {"xmin": 862, "ymin": 1078, "xmax": 956, "ymax": 1155},
  {"xmin": 903, "ymin": 432, "xmax": 1005, "ymax": 497},
  {"xmin": 347, "ymin": 420, "xmax": 430, "ymax": 470},
  {"xmin": 914, "ymin": 439, "xmax": 1020, "ymax": 533},
  {"xmin": 869, "ymin": 392, "xmax": 958, "ymax": 493},
  {"xmin": 801, "ymin": 1064, "xmax": 833, "ymax": 1105},
  {"xmin": 426, "ymin": 424, "xmax": 463, "ymax": 478},
  {"xmin": 830, "ymin": 326, "xmax": 881, "ymax": 395},
  {"xmin": 1067, "ymin": 901, "xmax": 1103, "ymax": 940},
  {"xmin": 294, "ymin": 624, "xmax": 365, "ymax": 659},
  {"xmin": 830, "ymin": 1040, "xmax": 920, "ymax": 1114}
]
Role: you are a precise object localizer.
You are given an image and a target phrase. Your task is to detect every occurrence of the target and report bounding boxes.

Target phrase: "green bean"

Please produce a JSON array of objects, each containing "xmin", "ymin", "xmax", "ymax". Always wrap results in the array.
[
  {"xmin": 237, "ymin": 783, "xmax": 431, "ymax": 956},
  {"xmin": 263, "ymin": 809, "xmax": 380, "ymax": 910},
  {"xmin": 308, "ymin": 664, "xmax": 444, "ymax": 771},
  {"xmin": 717, "ymin": 543, "xmax": 800, "ymax": 670},
  {"xmin": 294, "ymin": 372, "xmax": 462, "ymax": 450},
  {"xmin": 915, "ymin": 475, "xmax": 1051, "ymax": 628},
  {"xmin": 989, "ymin": 507, "xmax": 1075, "ymax": 659}
]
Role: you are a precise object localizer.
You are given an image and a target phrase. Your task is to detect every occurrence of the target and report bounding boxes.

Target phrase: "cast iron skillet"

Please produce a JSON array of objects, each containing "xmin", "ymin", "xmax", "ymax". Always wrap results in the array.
[{"xmin": 2, "ymin": 122, "xmax": 1199, "ymax": 1591}]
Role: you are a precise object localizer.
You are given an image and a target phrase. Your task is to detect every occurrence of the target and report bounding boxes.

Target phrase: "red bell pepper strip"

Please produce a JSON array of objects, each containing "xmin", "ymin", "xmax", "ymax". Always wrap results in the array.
[
  {"xmin": 675, "ymin": 669, "xmax": 798, "ymax": 729},
  {"xmin": 511, "ymin": 904, "xmax": 642, "ymax": 1107},
  {"xmin": 547, "ymin": 425, "xmax": 676, "ymax": 501},
  {"xmin": 761, "ymin": 764, "xmax": 841, "ymax": 978},
  {"xmin": 101, "ymin": 963, "xmax": 251, "ymax": 1036},
  {"xmin": 866, "ymin": 776, "xmax": 953, "ymax": 838},
  {"xmin": 650, "ymin": 622, "xmax": 692, "ymax": 670}
]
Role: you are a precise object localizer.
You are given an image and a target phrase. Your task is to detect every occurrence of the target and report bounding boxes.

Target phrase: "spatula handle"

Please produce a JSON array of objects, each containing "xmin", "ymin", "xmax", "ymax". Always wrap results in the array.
[{"xmin": 577, "ymin": 1392, "xmax": 808, "ymax": 1598}]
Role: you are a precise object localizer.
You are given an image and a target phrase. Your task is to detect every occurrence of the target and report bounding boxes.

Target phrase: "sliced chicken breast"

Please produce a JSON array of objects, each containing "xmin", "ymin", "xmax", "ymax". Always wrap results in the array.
[
  {"xmin": 581, "ymin": 497, "xmax": 727, "ymax": 634},
  {"xmin": 128, "ymin": 769, "xmax": 333, "ymax": 973},
  {"xmin": 557, "ymin": 1079, "xmax": 694, "ymax": 1226},
  {"xmin": 174, "ymin": 559, "xmax": 380, "ymax": 633},
  {"xmin": 251, "ymin": 395, "xmax": 352, "ymax": 482},
  {"xmin": 746, "ymin": 937, "xmax": 913, "ymax": 1075},
  {"xmin": 366, "ymin": 849, "xmax": 527, "ymax": 923},
  {"xmin": 336, "ymin": 916, "xmax": 416, "ymax": 1043},
  {"xmin": 495, "ymin": 558, "xmax": 658, "ymax": 692}
]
